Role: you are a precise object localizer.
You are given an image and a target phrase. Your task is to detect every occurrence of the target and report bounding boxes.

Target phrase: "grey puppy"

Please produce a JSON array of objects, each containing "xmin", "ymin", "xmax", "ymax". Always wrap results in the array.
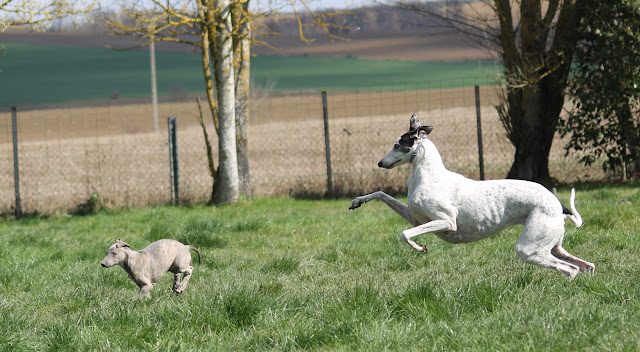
[{"xmin": 101, "ymin": 239, "xmax": 201, "ymax": 297}]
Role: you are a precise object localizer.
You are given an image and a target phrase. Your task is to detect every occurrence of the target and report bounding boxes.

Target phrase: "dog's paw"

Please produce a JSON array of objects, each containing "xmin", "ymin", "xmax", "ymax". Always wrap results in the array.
[
  {"xmin": 581, "ymin": 262, "xmax": 596, "ymax": 273},
  {"xmin": 565, "ymin": 268, "xmax": 579, "ymax": 281},
  {"xmin": 349, "ymin": 197, "xmax": 366, "ymax": 210}
]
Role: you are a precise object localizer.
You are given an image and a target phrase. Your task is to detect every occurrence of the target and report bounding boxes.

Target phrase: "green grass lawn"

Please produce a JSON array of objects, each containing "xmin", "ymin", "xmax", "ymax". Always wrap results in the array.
[
  {"xmin": 1, "ymin": 185, "xmax": 639, "ymax": 351},
  {"xmin": 0, "ymin": 41, "xmax": 498, "ymax": 107}
]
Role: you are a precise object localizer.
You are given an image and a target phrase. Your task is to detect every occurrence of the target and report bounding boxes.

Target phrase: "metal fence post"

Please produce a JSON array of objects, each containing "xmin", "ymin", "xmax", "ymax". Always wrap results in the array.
[
  {"xmin": 11, "ymin": 107, "xmax": 22, "ymax": 217},
  {"xmin": 474, "ymin": 85, "xmax": 485, "ymax": 181},
  {"xmin": 167, "ymin": 117, "xmax": 180, "ymax": 205},
  {"xmin": 322, "ymin": 91, "xmax": 333, "ymax": 196}
]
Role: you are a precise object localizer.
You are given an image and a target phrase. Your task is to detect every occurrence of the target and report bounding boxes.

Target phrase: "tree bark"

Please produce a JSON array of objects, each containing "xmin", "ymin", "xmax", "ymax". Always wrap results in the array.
[
  {"xmin": 196, "ymin": 0, "xmax": 219, "ymax": 205},
  {"xmin": 495, "ymin": 0, "xmax": 580, "ymax": 184},
  {"xmin": 212, "ymin": 0, "xmax": 239, "ymax": 205},
  {"xmin": 233, "ymin": 0, "xmax": 252, "ymax": 199},
  {"xmin": 615, "ymin": 100, "xmax": 640, "ymax": 176},
  {"xmin": 505, "ymin": 83, "xmax": 557, "ymax": 183}
]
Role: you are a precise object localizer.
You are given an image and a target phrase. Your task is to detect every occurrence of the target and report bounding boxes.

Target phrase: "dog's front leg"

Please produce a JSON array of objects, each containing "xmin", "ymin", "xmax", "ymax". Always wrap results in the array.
[
  {"xmin": 349, "ymin": 191, "xmax": 417, "ymax": 225},
  {"xmin": 135, "ymin": 276, "xmax": 154, "ymax": 298},
  {"xmin": 137, "ymin": 284, "xmax": 153, "ymax": 298},
  {"xmin": 401, "ymin": 220, "xmax": 456, "ymax": 252}
]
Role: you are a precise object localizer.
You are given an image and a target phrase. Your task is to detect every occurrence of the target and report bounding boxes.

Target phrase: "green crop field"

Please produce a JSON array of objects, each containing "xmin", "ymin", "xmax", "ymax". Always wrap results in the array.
[
  {"xmin": 1, "ymin": 186, "xmax": 640, "ymax": 350},
  {"xmin": 251, "ymin": 55, "xmax": 497, "ymax": 92},
  {"xmin": 0, "ymin": 41, "xmax": 498, "ymax": 107}
]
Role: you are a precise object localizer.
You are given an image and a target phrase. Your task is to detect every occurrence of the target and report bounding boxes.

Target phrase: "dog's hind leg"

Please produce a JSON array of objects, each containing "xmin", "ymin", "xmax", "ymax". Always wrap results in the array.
[
  {"xmin": 174, "ymin": 266, "xmax": 193, "ymax": 295},
  {"xmin": 172, "ymin": 273, "xmax": 182, "ymax": 292},
  {"xmin": 515, "ymin": 213, "xmax": 581, "ymax": 279},
  {"xmin": 551, "ymin": 240, "xmax": 595, "ymax": 272},
  {"xmin": 350, "ymin": 191, "xmax": 417, "ymax": 225}
]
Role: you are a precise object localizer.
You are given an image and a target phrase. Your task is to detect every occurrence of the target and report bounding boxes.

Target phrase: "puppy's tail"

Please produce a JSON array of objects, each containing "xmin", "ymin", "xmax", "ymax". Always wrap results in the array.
[
  {"xmin": 189, "ymin": 246, "xmax": 202, "ymax": 264},
  {"xmin": 562, "ymin": 188, "xmax": 583, "ymax": 227}
]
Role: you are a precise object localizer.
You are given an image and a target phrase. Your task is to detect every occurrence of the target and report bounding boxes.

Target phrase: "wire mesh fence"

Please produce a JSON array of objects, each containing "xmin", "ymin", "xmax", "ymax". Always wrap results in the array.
[{"xmin": 0, "ymin": 83, "xmax": 607, "ymax": 215}]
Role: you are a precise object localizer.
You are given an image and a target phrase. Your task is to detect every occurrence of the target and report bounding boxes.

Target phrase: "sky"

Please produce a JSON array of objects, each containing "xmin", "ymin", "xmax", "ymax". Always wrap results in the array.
[
  {"xmin": 304, "ymin": 0, "xmax": 375, "ymax": 10},
  {"xmin": 64, "ymin": 0, "xmax": 377, "ymax": 13},
  {"xmin": 253, "ymin": 0, "xmax": 377, "ymax": 11}
]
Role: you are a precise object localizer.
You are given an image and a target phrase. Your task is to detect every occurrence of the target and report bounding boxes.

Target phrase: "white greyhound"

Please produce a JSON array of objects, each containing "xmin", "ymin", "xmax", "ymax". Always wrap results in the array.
[{"xmin": 349, "ymin": 114, "xmax": 594, "ymax": 279}]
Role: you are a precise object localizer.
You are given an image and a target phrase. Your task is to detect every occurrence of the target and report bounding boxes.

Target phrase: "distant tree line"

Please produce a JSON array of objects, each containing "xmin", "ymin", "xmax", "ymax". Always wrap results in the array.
[{"xmin": 39, "ymin": 4, "xmax": 450, "ymax": 37}]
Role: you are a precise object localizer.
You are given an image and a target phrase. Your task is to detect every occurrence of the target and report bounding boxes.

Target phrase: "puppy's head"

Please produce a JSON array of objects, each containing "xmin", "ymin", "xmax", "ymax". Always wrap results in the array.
[{"xmin": 101, "ymin": 239, "xmax": 130, "ymax": 268}]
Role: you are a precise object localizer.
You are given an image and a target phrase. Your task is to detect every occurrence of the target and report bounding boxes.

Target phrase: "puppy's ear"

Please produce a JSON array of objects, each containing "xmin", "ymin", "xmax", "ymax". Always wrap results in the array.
[
  {"xmin": 116, "ymin": 240, "xmax": 130, "ymax": 248},
  {"xmin": 409, "ymin": 114, "xmax": 421, "ymax": 131}
]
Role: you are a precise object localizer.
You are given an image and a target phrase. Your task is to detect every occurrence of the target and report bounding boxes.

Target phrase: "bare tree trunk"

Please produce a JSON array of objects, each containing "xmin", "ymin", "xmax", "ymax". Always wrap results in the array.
[
  {"xmin": 495, "ymin": 0, "xmax": 579, "ymax": 184},
  {"xmin": 615, "ymin": 100, "xmax": 640, "ymax": 177},
  {"xmin": 504, "ymin": 83, "xmax": 559, "ymax": 183},
  {"xmin": 196, "ymin": 97, "xmax": 217, "ymax": 203},
  {"xmin": 197, "ymin": 0, "xmax": 219, "ymax": 205},
  {"xmin": 233, "ymin": 0, "xmax": 252, "ymax": 199},
  {"xmin": 212, "ymin": 0, "xmax": 239, "ymax": 205}
]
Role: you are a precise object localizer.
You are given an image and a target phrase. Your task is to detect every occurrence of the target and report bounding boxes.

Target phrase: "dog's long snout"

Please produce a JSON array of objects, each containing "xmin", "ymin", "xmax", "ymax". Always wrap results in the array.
[
  {"xmin": 101, "ymin": 262, "xmax": 107, "ymax": 267},
  {"xmin": 378, "ymin": 159, "xmax": 395, "ymax": 169}
]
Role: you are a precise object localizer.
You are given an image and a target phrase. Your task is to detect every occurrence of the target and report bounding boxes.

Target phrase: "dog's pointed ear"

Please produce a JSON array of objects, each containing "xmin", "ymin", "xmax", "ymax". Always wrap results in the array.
[
  {"xmin": 409, "ymin": 114, "xmax": 421, "ymax": 131},
  {"xmin": 116, "ymin": 239, "xmax": 130, "ymax": 248},
  {"xmin": 411, "ymin": 125, "xmax": 434, "ymax": 139},
  {"xmin": 421, "ymin": 125, "xmax": 434, "ymax": 135}
]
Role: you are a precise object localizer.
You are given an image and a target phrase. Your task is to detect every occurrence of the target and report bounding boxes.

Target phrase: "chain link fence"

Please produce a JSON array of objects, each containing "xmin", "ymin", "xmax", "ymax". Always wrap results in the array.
[{"xmin": 0, "ymin": 83, "xmax": 606, "ymax": 215}]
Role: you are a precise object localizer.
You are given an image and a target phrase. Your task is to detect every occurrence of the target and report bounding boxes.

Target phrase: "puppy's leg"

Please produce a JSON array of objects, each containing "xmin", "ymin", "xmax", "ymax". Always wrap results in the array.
[
  {"xmin": 172, "ymin": 249, "xmax": 194, "ymax": 295},
  {"xmin": 137, "ymin": 282, "xmax": 153, "ymax": 298},
  {"xmin": 174, "ymin": 266, "xmax": 194, "ymax": 295},
  {"xmin": 551, "ymin": 241, "xmax": 595, "ymax": 272},
  {"xmin": 172, "ymin": 273, "xmax": 182, "ymax": 292}
]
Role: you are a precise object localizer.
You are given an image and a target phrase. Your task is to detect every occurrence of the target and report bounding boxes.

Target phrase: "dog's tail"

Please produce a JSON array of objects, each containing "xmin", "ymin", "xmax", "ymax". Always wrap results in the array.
[
  {"xmin": 563, "ymin": 188, "xmax": 583, "ymax": 227},
  {"xmin": 189, "ymin": 246, "xmax": 202, "ymax": 264}
]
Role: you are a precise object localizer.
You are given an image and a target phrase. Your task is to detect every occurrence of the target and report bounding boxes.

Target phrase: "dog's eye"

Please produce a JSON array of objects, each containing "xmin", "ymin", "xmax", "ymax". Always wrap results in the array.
[{"xmin": 394, "ymin": 143, "xmax": 400, "ymax": 150}]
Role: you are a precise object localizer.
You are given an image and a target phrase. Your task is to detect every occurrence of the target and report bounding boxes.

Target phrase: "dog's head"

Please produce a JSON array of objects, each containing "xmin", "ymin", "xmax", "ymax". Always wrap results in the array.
[
  {"xmin": 101, "ymin": 239, "xmax": 130, "ymax": 268},
  {"xmin": 378, "ymin": 114, "xmax": 434, "ymax": 169}
]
